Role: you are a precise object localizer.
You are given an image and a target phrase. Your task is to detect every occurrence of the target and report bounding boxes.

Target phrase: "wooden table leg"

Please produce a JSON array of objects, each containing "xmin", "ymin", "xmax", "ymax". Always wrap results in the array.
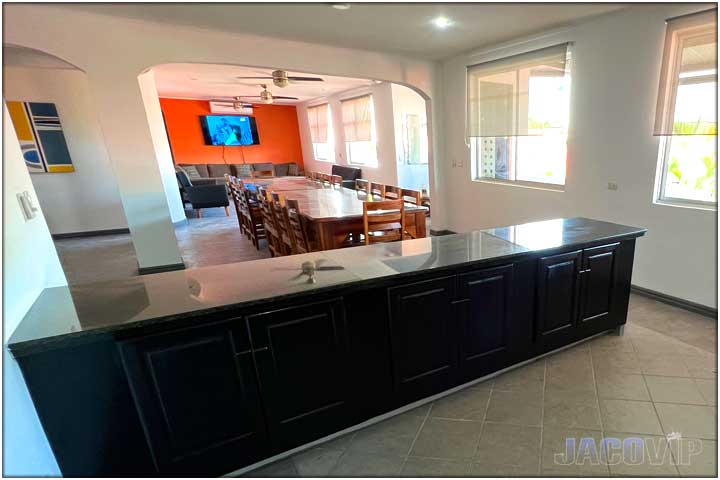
[
  {"xmin": 316, "ymin": 222, "xmax": 336, "ymax": 251},
  {"xmin": 414, "ymin": 212, "xmax": 427, "ymax": 238}
]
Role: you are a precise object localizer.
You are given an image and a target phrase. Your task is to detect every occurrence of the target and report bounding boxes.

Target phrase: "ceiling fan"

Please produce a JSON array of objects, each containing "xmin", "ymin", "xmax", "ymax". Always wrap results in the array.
[
  {"xmin": 208, "ymin": 96, "xmax": 257, "ymax": 111},
  {"xmin": 235, "ymin": 69, "xmax": 324, "ymax": 88},
  {"xmin": 239, "ymin": 85, "xmax": 299, "ymax": 104}
]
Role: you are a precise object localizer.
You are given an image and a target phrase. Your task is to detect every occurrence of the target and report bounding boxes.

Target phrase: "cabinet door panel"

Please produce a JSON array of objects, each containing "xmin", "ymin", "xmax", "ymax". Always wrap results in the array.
[
  {"xmin": 119, "ymin": 323, "xmax": 268, "ymax": 475},
  {"xmin": 579, "ymin": 243, "xmax": 619, "ymax": 331},
  {"xmin": 388, "ymin": 276, "xmax": 456, "ymax": 403},
  {"xmin": 248, "ymin": 298, "xmax": 351, "ymax": 450},
  {"xmin": 457, "ymin": 264, "xmax": 514, "ymax": 379},
  {"xmin": 535, "ymin": 250, "xmax": 582, "ymax": 348}
]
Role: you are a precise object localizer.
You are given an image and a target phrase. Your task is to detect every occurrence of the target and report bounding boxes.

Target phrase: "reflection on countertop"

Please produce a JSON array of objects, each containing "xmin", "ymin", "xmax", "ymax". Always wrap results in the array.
[{"xmin": 7, "ymin": 217, "xmax": 645, "ymax": 355}]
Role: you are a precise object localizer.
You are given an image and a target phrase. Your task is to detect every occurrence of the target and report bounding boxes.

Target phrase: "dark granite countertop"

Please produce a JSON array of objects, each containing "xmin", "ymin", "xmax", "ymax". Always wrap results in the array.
[{"xmin": 7, "ymin": 217, "xmax": 645, "ymax": 356}]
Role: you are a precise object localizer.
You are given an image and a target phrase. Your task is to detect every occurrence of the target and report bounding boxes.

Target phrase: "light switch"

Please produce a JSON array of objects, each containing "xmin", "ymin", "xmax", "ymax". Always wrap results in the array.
[{"xmin": 17, "ymin": 191, "xmax": 38, "ymax": 221}]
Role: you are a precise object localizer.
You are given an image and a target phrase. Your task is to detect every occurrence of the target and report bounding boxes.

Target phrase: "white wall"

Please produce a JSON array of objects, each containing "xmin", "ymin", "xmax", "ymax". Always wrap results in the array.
[
  {"xmin": 297, "ymin": 82, "xmax": 399, "ymax": 186},
  {"xmin": 391, "ymin": 83, "xmax": 430, "ymax": 192},
  {"xmin": 441, "ymin": 4, "xmax": 717, "ymax": 307},
  {"xmin": 3, "ymin": 66, "xmax": 128, "ymax": 235},
  {"xmin": 3, "ymin": 102, "xmax": 66, "ymax": 476},
  {"xmin": 4, "ymin": 4, "xmax": 447, "ymax": 248},
  {"xmin": 137, "ymin": 70, "xmax": 186, "ymax": 223}
]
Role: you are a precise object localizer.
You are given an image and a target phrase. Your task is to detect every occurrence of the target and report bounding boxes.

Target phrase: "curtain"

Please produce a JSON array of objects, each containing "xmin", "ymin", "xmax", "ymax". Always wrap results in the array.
[
  {"xmin": 341, "ymin": 95, "xmax": 372, "ymax": 142},
  {"xmin": 654, "ymin": 10, "xmax": 717, "ymax": 135},
  {"xmin": 307, "ymin": 103, "xmax": 329, "ymax": 143},
  {"xmin": 466, "ymin": 43, "xmax": 571, "ymax": 138}
]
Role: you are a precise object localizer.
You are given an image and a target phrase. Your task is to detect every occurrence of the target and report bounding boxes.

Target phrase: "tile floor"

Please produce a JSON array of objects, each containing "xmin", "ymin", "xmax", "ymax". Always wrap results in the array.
[
  {"xmin": 246, "ymin": 296, "xmax": 717, "ymax": 477},
  {"xmin": 54, "ymin": 203, "xmax": 269, "ymax": 285}
]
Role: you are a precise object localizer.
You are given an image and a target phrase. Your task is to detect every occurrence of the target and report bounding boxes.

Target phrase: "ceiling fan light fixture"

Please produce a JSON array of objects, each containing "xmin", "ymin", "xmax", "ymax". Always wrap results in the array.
[{"xmin": 271, "ymin": 70, "xmax": 289, "ymax": 88}]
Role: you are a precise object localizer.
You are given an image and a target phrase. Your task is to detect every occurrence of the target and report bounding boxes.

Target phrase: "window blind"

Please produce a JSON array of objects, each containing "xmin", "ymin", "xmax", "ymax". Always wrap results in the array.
[
  {"xmin": 341, "ymin": 95, "xmax": 372, "ymax": 142},
  {"xmin": 466, "ymin": 43, "xmax": 571, "ymax": 138},
  {"xmin": 654, "ymin": 9, "xmax": 717, "ymax": 135},
  {"xmin": 307, "ymin": 103, "xmax": 329, "ymax": 143}
]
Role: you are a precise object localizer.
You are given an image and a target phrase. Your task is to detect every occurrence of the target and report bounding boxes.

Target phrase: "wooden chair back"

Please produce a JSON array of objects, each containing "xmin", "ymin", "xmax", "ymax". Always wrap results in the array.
[
  {"xmin": 363, "ymin": 199, "xmax": 405, "ymax": 245},
  {"xmin": 330, "ymin": 175, "xmax": 343, "ymax": 188},
  {"xmin": 384, "ymin": 185, "xmax": 402, "ymax": 200},
  {"xmin": 401, "ymin": 188, "xmax": 421, "ymax": 206},
  {"xmin": 270, "ymin": 192, "xmax": 293, "ymax": 255},
  {"xmin": 228, "ymin": 182, "xmax": 249, "ymax": 237},
  {"xmin": 242, "ymin": 185, "xmax": 266, "ymax": 250},
  {"xmin": 319, "ymin": 173, "xmax": 331, "ymax": 185},
  {"xmin": 355, "ymin": 178, "xmax": 369, "ymax": 193},
  {"xmin": 370, "ymin": 182, "xmax": 386, "ymax": 199},
  {"xmin": 305, "ymin": 171, "xmax": 314, "ymax": 180},
  {"xmin": 285, "ymin": 198, "xmax": 311, "ymax": 254},
  {"xmin": 256, "ymin": 187, "xmax": 282, "ymax": 257}
]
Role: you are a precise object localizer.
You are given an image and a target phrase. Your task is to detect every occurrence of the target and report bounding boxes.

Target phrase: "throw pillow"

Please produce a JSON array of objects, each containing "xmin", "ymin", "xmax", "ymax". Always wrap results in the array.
[{"xmin": 183, "ymin": 165, "xmax": 203, "ymax": 181}]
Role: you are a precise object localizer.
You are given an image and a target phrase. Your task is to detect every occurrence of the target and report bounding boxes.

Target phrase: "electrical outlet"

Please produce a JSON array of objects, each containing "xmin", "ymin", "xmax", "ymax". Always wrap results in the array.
[{"xmin": 608, "ymin": 182, "xmax": 618, "ymax": 191}]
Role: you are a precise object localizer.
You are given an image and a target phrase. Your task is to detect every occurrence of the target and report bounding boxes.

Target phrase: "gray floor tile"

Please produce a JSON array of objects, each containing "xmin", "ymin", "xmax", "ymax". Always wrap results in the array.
[
  {"xmin": 544, "ymin": 390, "xmax": 602, "ymax": 430},
  {"xmin": 247, "ymin": 458, "xmax": 298, "ymax": 477},
  {"xmin": 475, "ymin": 422, "xmax": 541, "ymax": 467},
  {"xmin": 492, "ymin": 360, "xmax": 545, "ymax": 394},
  {"xmin": 430, "ymin": 384, "xmax": 491, "ymax": 420},
  {"xmin": 410, "ymin": 418, "xmax": 482, "ymax": 460},
  {"xmin": 471, "ymin": 462, "xmax": 540, "ymax": 477},
  {"xmin": 292, "ymin": 447, "xmax": 344, "ymax": 476},
  {"xmin": 694, "ymin": 378, "xmax": 717, "ymax": 406},
  {"xmin": 330, "ymin": 451, "xmax": 405, "ymax": 476},
  {"xmin": 645, "ymin": 375, "xmax": 706, "ymax": 405},
  {"xmin": 348, "ymin": 411, "xmax": 424, "ymax": 456},
  {"xmin": 655, "ymin": 403, "xmax": 717, "ymax": 440},
  {"xmin": 636, "ymin": 353, "xmax": 692, "ymax": 377},
  {"xmin": 400, "ymin": 457, "xmax": 472, "ymax": 477},
  {"xmin": 589, "ymin": 333, "xmax": 636, "ymax": 353},
  {"xmin": 485, "ymin": 390, "xmax": 543, "ymax": 426},
  {"xmin": 604, "ymin": 431, "xmax": 679, "ymax": 477},
  {"xmin": 593, "ymin": 351, "xmax": 642, "ymax": 375},
  {"xmin": 670, "ymin": 437, "xmax": 717, "ymax": 477},
  {"xmin": 599, "ymin": 399, "xmax": 663, "ymax": 435},
  {"xmin": 541, "ymin": 427, "xmax": 609, "ymax": 477},
  {"xmin": 682, "ymin": 355, "xmax": 717, "ymax": 379},
  {"xmin": 595, "ymin": 372, "xmax": 650, "ymax": 401}
]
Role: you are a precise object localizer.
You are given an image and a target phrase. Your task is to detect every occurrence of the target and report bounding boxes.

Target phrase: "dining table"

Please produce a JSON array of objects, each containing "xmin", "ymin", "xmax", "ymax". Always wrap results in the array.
[{"xmin": 245, "ymin": 177, "xmax": 428, "ymax": 250}]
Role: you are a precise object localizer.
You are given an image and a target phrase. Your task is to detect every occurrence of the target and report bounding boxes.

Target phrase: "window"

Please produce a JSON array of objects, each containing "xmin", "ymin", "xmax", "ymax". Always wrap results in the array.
[
  {"xmin": 467, "ymin": 44, "xmax": 572, "ymax": 187},
  {"xmin": 401, "ymin": 114, "xmax": 429, "ymax": 165},
  {"xmin": 654, "ymin": 10, "xmax": 717, "ymax": 208},
  {"xmin": 341, "ymin": 95, "xmax": 377, "ymax": 167},
  {"xmin": 307, "ymin": 103, "xmax": 334, "ymax": 162}
]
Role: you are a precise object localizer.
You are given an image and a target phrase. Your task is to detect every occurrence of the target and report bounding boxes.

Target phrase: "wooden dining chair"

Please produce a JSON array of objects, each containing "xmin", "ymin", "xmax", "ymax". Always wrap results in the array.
[
  {"xmin": 305, "ymin": 171, "xmax": 314, "ymax": 180},
  {"xmin": 401, "ymin": 188, "xmax": 421, "ymax": 206},
  {"xmin": 355, "ymin": 179, "xmax": 369, "ymax": 194},
  {"xmin": 363, "ymin": 199, "xmax": 405, "ymax": 245},
  {"xmin": 284, "ymin": 198, "xmax": 312, "ymax": 254},
  {"xmin": 256, "ymin": 187, "xmax": 282, "ymax": 257},
  {"xmin": 242, "ymin": 186, "xmax": 266, "ymax": 250},
  {"xmin": 330, "ymin": 175, "xmax": 343, "ymax": 188},
  {"xmin": 228, "ymin": 182, "xmax": 250, "ymax": 238},
  {"xmin": 319, "ymin": 173, "xmax": 331, "ymax": 186},
  {"xmin": 270, "ymin": 192, "xmax": 293, "ymax": 255},
  {"xmin": 384, "ymin": 185, "xmax": 402, "ymax": 200},
  {"xmin": 370, "ymin": 182, "xmax": 386, "ymax": 200}
]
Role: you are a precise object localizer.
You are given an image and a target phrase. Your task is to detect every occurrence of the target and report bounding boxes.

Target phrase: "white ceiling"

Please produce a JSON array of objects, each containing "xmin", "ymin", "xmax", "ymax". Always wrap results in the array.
[
  {"xmin": 62, "ymin": 3, "xmax": 625, "ymax": 60},
  {"xmin": 3, "ymin": 45, "xmax": 79, "ymax": 70},
  {"xmin": 153, "ymin": 64, "xmax": 373, "ymax": 104}
]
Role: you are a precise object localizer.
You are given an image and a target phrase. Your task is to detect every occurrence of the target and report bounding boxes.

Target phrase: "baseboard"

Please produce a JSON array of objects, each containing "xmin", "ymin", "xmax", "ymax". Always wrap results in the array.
[
  {"xmin": 173, "ymin": 218, "xmax": 188, "ymax": 227},
  {"xmin": 631, "ymin": 285, "xmax": 717, "ymax": 319},
  {"xmin": 52, "ymin": 228, "xmax": 130, "ymax": 240},
  {"xmin": 138, "ymin": 261, "xmax": 186, "ymax": 275},
  {"xmin": 430, "ymin": 229, "xmax": 456, "ymax": 236}
]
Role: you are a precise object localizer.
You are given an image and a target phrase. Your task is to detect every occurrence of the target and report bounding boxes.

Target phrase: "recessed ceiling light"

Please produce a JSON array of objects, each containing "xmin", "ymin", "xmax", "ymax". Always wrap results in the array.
[
  {"xmin": 331, "ymin": 3, "xmax": 351, "ymax": 10},
  {"xmin": 432, "ymin": 16, "xmax": 453, "ymax": 29}
]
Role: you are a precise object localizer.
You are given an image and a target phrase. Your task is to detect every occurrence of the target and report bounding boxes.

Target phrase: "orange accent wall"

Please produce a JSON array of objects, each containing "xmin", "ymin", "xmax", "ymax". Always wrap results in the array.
[{"xmin": 159, "ymin": 98, "xmax": 305, "ymax": 169}]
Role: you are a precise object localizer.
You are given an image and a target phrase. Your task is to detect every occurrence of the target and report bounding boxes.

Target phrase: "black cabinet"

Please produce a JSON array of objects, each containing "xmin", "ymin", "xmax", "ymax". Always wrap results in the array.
[
  {"xmin": 388, "ymin": 276, "xmax": 457, "ymax": 403},
  {"xmin": 119, "ymin": 322, "xmax": 268, "ymax": 475},
  {"xmin": 579, "ymin": 243, "xmax": 619, "ymax": 330},
  {"xmin": 457, "ymin": 264, "xmax": 515, "ymax": 380},
  {"xmin": 248, "ymin": 298, "xmax": 352, "ymax": 451},
  {"xmin": 535, "ymin": 243, "xmax": 621, "ymax": 351}
]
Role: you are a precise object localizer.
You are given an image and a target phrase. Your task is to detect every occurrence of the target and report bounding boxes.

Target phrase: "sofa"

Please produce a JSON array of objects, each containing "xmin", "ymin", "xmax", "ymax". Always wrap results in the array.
[
  {"xmin": 331, "ymin": 164, "xmax": 362, "ymax": 189},
  {"xmin": 176, "ymin": 162, "xmax": 302, "ymax": 184}
]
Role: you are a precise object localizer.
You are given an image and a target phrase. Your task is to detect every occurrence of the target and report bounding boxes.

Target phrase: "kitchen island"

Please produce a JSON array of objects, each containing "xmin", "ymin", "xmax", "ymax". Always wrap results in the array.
[{"xmin": 8, "ymin": 217, "xmax": 645, "ymax": 476}]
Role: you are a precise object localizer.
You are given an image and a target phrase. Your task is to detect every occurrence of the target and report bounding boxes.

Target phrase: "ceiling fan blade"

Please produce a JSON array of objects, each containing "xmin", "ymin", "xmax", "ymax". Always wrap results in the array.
[
  {"xmin": 288, "ymin": 76, "xmax": 324, "ymax": 82},
  {"xmin": 236, "ymin": 76, "xmax": 274, "ymax": 80},
  {"xmin": 272, "ymin": 96, "xmax": 300, "ymax": 100}
]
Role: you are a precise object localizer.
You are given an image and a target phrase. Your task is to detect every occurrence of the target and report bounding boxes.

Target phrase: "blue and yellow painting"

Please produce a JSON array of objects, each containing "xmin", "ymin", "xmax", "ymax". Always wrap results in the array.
[{"xmin": 7, "ymin": 101, "xmax": 74, "ymax": 173}]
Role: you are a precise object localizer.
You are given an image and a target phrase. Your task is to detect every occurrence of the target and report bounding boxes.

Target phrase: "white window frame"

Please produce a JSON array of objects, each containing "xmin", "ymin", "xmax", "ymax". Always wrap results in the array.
[
  {"xmin": 653, "ymin": 12, "xmax": 717, "ymax": 210},
  {"xmin": 309, "ymin": 103, "xmax": 335, "ymax": 163},
  {"xmin": 467, "ymin": 43, "xmax": 572, "ymax": 190}
]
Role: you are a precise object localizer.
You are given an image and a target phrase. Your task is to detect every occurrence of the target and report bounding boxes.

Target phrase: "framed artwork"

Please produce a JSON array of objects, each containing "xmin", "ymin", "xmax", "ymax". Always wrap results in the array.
[{"xmin": 7, "ymin": 101, "xmax": 74, "ymax": 173}]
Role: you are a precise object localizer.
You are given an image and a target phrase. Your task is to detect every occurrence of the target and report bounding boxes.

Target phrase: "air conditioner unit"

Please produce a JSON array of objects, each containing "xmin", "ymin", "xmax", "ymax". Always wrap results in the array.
[{"xmin": 209, "ymin": 102, "xmax": 253, "ymax": 115}]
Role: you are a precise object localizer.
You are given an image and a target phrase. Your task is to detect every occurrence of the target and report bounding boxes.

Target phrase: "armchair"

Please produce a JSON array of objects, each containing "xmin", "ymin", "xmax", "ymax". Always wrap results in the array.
[{"xmin": 176, "ymin": 171, "xmax": 229, "ymax": 218}]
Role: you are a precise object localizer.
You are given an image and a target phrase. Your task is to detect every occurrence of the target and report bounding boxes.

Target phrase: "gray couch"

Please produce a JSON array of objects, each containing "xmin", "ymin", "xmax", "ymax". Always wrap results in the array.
[{"xmin": 176, "ymin": 162, "xmax": 302, "ymax": 184}]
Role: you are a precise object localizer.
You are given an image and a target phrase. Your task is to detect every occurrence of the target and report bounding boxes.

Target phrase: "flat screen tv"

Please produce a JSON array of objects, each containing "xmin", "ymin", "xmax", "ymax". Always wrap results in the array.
[{"xmin": 199, "ymin": 115, "xmax": 260, "ymax": 146}]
